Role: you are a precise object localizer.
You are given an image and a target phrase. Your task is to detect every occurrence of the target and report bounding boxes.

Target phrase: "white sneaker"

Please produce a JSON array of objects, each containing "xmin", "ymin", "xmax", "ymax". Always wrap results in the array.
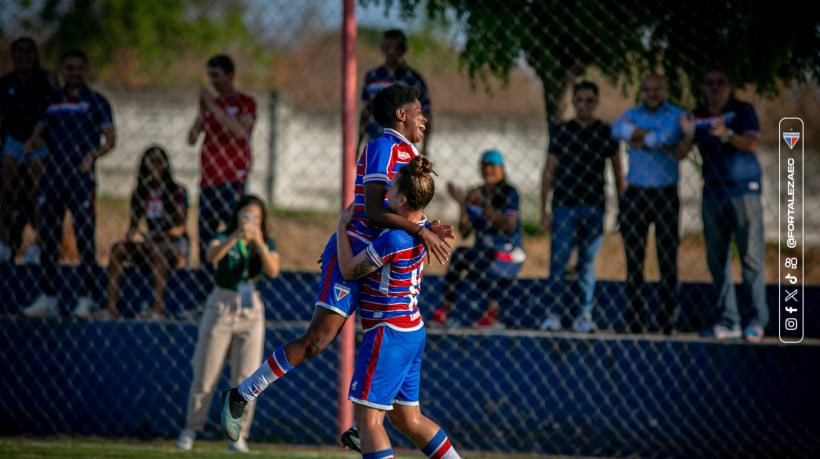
[
  {"xmin": 0, "ymin": 243, "xmax": 11, "ymax": 263},
  {"xmin": 23, "ymin": 294, "xmax": 59, "ymax": 317},
  {"xmin": 176, "ymin": 428, "xmax": 195, "ymax": 450},
  {"xmin": 539, "ymin": 314, "xmax": 562, "ymax": 331},
  {"xmin": 572, "ymin": 314, "xmax": 598, "ymax": 333},
  {"xmin": 22, "ymin": 244, "xmax": 41, "ymax": 265},
  {"xmin": 228, "ymin": 437, "xmax": 249, "ymax": 453},
  {"xmin": 72, "ymin": 296, "xmax": 96, "ymax": 318}
]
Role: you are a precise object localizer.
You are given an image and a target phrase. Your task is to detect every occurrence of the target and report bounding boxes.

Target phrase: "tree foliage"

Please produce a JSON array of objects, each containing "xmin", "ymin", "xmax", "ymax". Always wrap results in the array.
[
  {"xmin": 6, "ymin": 0, "xmax": 262, "ymax": 86},
  {"xmin": 365, "ymin": 0, "xmax": 819, "ymax": 124}
]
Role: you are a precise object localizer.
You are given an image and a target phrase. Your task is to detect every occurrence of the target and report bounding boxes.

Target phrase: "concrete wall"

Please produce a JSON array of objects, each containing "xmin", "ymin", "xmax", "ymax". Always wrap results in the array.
[{"xmin": 95, "ymin": 89, "xmax": 818, "ymax": 245}]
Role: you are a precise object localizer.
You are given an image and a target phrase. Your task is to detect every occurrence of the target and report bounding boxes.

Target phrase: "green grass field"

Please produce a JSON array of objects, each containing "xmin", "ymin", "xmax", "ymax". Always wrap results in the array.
[
  {"xmin": 1, "ymin": 436, "xmax": 578, "ymax": 459},
  {"xmin": 1, "ymin": 437, "xmax": 363, "ymax": 458}
]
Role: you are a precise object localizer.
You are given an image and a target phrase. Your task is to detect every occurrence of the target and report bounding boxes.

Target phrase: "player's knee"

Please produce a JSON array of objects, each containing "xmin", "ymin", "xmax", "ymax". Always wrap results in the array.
[{"xmin": 386, "ymin": 410, "xmax": 418, "ymax": 432}]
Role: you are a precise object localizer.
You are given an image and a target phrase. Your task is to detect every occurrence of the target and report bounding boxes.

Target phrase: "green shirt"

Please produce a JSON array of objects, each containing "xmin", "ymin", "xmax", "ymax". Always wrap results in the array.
[{"xmin": 212, "ymin": 233, "xmax": 277, "ymax": 290}]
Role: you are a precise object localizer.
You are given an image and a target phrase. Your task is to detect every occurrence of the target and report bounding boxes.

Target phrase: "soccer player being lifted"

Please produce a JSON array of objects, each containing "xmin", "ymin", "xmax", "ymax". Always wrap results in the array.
[
  {"xmin": 333, "ymin": 158, "xmax": 461, "ymax": 458},
  {"xmin": 217, "ymin": 83, "xmax": 454, "ymax": 449}
]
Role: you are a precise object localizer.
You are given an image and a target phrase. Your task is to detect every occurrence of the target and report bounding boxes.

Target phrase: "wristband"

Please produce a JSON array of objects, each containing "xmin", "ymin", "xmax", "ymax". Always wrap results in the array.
[{"xmin": 415, "ymin": 225, "xmax": 425, "ymax": 237}]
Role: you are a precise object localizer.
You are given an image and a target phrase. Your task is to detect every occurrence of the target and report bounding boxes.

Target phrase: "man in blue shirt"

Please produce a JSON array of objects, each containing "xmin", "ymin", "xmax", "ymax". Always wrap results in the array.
[
  {"xmin": 680, "ymin": 69, "xmax": 768, "ymax": 342},
  {"xmin": 22, "ymin": 49, "xmax": 116, "ymax": 318},
  {"xmin": 611, "ymin": 73, "xmax": 688, "ymax": 334}
]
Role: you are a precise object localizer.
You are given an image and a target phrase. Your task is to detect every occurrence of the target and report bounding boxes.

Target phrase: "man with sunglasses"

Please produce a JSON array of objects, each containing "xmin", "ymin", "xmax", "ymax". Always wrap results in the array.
[{"xmin": 679, "ymin": 69, "xmax": 768, "ymax": 342}]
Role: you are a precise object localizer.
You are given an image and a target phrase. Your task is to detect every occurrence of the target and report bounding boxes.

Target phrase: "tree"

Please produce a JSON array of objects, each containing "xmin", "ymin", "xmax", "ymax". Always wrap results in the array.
[
  {"xmin": 6, "ymin": 0, "xmax": 261, "ymax": 86},
  {"xmin": 364, "ymin": 0, "xmax": 819, "ymax": 125}
]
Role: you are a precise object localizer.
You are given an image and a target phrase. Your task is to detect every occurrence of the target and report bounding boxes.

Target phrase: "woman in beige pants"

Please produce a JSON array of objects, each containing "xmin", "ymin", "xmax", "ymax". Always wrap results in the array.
[{"xmin": 176, "ymin": 194, "xmax": 280, "ymax": 452}]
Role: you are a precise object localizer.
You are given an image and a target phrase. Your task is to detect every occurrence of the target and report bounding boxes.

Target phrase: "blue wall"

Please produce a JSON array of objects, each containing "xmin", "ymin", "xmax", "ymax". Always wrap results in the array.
[
  {"xmin": 1, "ymin": 318, "xmax": 818, "ymax": 458},
  {"xmin": 1, "ymin": 265, "xmax": 819, "ymax": 458},
  {"xmin": 2, "ymin": 264, "xmax": 818, "ymax": 336}
]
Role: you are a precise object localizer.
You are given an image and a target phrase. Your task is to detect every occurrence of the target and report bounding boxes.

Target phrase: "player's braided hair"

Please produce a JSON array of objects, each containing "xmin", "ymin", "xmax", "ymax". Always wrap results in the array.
[
  {"xmin": 372, "ymin": 83, "xmax": 420, "ymax": 127},
  {"xmin": 396, "ymin": 156, "xmax": 436, "ymax": 211}
]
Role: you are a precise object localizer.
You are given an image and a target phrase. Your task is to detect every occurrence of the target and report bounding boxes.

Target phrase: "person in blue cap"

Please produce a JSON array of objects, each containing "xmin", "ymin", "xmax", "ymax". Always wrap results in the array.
[{"xmin": 431, "ymin": 149, "xmax": 525, "ymax": 328}]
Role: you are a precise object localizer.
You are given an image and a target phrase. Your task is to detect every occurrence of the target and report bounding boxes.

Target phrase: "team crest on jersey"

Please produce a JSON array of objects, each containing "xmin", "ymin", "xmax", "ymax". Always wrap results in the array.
[
  {"xmin": 334, "ymin": 284, "xmax": 351, "ymax": 301},
  {"xmin": 397, "ymin": 151, "xmax": 412, "ymax": 160},
  {"xmin": 783, "ymin": 131, "xmax": 800, "ymax": 150}
]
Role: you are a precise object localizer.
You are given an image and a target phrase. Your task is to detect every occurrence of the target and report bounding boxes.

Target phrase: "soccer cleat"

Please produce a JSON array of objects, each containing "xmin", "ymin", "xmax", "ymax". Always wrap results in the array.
[
  {"xmin": 22, "ymin": 243, "xmax": 41, "ymax": 265},
  {"xmin": 220, "ymin": 388, "xmax": 246, "ymax": 442},
  {"xmin": 572, "ymin": 314, "xmax": 598, "ymax": 333},
  {"xmin": 176, "ymin": 428, "xmax": 195, "ymax": 450},
  {"xmin": 72, "ymin": 296, "xmax": 96, "ymax": 318},
  {"xmin": 743, "ymin": 324, "xmax": 764, "ymax": 343},
  {"xmin": 340, "ymin": 426, "xmax": 362, "ymax": 453},
  {"xmin": 228, "ymin": 437, "xmax": 249, "ymax": 453},
  {"xmin": 701, "ymin": 324, "xmax": 741, "ymax": 340},
  {"xmin": 539, "ymin": 314, "xmax": 562, "ymax": 331},
  {"xmin": 23, "ymin": 294, "xmax": 59, "ymax": 318}
]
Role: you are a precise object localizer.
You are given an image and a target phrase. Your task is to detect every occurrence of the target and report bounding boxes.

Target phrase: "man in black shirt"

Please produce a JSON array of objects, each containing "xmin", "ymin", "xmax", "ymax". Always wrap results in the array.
[{"xmin": 539, "ymin": 81, "xmax": 625, "ymax": 333}]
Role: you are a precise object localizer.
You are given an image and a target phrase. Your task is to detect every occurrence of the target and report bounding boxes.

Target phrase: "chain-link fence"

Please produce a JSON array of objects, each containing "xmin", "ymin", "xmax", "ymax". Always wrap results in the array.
[{"xmin": 1, "ymin": 1, "xmax": 818, "ymax": 457}]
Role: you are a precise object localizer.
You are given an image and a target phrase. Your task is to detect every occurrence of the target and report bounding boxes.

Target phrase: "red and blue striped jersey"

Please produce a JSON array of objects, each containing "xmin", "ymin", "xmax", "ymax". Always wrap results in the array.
[
  {"xmin": 360, "ymin": 224, "xmax": 427, "ymax": 332},
  {"xmin": 348, "ymin": 128, "xmax": 420, "ymax": 245}
]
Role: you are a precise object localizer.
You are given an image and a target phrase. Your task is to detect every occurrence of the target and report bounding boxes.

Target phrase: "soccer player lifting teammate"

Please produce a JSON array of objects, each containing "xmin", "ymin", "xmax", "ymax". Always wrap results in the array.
[
  {"xmin": 333, "ymin": 157, "xmax": 462, "ymax": 458},
  {"xmin": 214, "ymin": 83, "xmax": 454, "ymax": 445}
]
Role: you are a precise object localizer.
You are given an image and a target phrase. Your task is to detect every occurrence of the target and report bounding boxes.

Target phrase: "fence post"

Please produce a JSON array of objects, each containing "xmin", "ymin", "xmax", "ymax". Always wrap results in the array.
[{"xmin": 266, "ymin": 90, "xmax": 279, "ymax": 205}]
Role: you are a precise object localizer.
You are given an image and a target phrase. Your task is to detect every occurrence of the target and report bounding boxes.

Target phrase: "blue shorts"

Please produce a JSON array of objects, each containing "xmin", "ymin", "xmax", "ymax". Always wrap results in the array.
[
  {"xmin": 314, "ymin": 233, "xmax": 364, "ymax": 318},
  {"xmin": 2, "ymin": 137, "xmax": 48, "ymax": 162},
  {"xmin": 348, "ymin": 326, "xmax": 425, "ymax": 410}
]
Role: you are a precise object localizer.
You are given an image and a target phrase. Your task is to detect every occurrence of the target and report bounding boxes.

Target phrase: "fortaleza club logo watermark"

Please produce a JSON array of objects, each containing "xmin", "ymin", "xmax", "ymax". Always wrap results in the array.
[{"xmin": 783, "ymin": 131, "xmax": 800, "ymax": 150}]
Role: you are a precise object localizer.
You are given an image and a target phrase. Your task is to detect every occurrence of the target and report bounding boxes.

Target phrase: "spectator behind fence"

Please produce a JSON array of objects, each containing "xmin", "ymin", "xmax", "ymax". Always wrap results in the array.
[
  {"xmin": 176, "ymin": 194, "xmax": 279, "ymax": 453},
  {"xmin": 0, "ymin": 37, "xmax": 59, "ymax": 265},
  {"xmin": 22, "ymin": 49, "xmax": 116, "ymax": 319},
  {"xmin": 679, "ymin": 69, "xmax": 768, "ymax": 342},
  {"xmin": 611, "ymin": 73, "xmax": 688, "ymax": 335},
  {"xmin": 359, "ymin": 28, "xmax": 432, "ymax": 155},
  {"xmin": 539, "ymin": 81, "xmax": 626, "ymax": 333},
  {"xmin": 430, "ymin": 149, "xmax": 525, "ymax": 329},
  {"xmin": 187, "ymin": 54, "xmax": 255, "ymax": 269},
  {"xmin": 92, "ymin": 145, "xmax": 189, "ymax": 320}
]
